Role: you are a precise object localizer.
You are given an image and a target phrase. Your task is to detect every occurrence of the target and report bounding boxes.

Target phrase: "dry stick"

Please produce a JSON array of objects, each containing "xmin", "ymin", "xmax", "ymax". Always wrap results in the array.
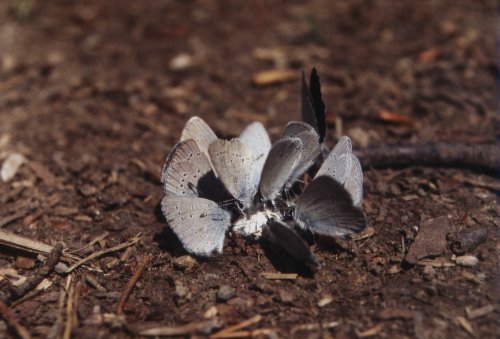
[
  {"xmin": 116, "ymin": 254, "xmax": 151, "ymax": 315},
  {"xmin": 0, "ymin": 230, "xmax": 80, "ymax": 262},
  {"xmin": 210, "ymin": 315, "xmax": 262, "ymax": 338},
  {"xmin": 0, "ymin": 300, "xmax": 31, "ymax": 339},
  {"xmin": 140, "ymin": 320, "xmax": 220, "ymax": 337},
  {"xmin": 214, "ymin": 329, "xmax": 277, "ymax": 338},
  {"xmin": 67, "ymin": 231, "xmax": 109, "ymax": 254},
  {"xmin": 0, "ymin": 243, "xmax": 63, "ymax": 305},
  {"xmin": 354, "ymin": 142, "xmax": 499, "ymax": 175},
  {"xmin": 63, "ymin": 280, "xmax": 75, "ymax": 339},
  {"xmin": 66, "ymin": 233, "xmax": 142, "ymax": 273},
  {"xmin": 0, "ymin": 210, "xmax": 30, "ymax": 228}
]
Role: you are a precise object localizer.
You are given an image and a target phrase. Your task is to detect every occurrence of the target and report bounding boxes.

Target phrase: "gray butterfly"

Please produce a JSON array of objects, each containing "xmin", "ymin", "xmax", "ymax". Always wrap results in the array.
[
  {"xmin": 162, "ymin": 196, "xmax": 231, "ymax": 256},
  {"xmin": 344, "ymin": 153, "xmax": 363, "ymax": 207},
  {"xmin": 315, "ymin": 136, "xmax": 352, "ymax": 184},
  {"xmin": 162, "ymin": 139, "xmax": 212, "ymax": 196},
  {"xmin": 239, "ymin": 121, "xmax": 271, "ymax": 184},
  {"xmin": 180, "ymin": 116, "xmax": 218, "ymax": 158},
  {"xmin": 265, "ymin": 219, "xmax": 321, "ymax": 271},
  {"xmin": 208, "ymin": 138, "xmax": 259, "ymax": 208},
  {"xmin": 315, "ymin": 136, "xmax": 364, "ymax": 206},
  {"xmin": 162, "ymin": 139, "xmax": 227, "ymax": 201},
  {"xmin": 282, "ymin": 121, "xmax": 321, "ymax": 185},
  {"xmin": 259, "ymin": 137, "xmax": 303, "ymax": 201},
  {"xmin": 294, "ymin": 175, "xmax": 366, "ymax": 238}
]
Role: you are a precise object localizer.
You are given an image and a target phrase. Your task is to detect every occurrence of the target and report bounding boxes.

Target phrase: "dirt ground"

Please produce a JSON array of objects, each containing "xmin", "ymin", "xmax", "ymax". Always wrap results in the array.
[{"xmin": 0, "ymin": 0, "xmax": 498, "ymax": 338}]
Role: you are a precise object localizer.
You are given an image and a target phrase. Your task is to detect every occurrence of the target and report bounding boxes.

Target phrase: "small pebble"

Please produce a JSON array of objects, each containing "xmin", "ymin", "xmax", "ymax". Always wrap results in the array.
[
  {"xmin": 317, "ymin": 295, "xmax": 333, "ymax": 307},
  {"xmin": 1, "ymin": 153, "xmax": 25, "ymax": 182},
  {"xmin": 278, "ymin": 290, "xmax": 295, "ymax": 304},
  {"xmin": 169, "ymin": 53, "xmax": 194, "ymax": 71},
  {"xmin": 79, "ymin": 184, "xmax": 98, "ymax": 197},
  {"xmin": 422, "ymin": 265, "xmax": 436, "ymax": 280},
  {"xmin": 174, "ymin": 281, "xmax": 192, "ymax": 306},
  {"xmin": 456, "ymin": 255, "xmax": 479, "ymax": 267},
  {"xmin": 173, "ymin": 255, "xmax": 197, "ymax": 271},
  {"xmin": 203, "ymin": 306, "xmax": 218, "ymax": 319},
  {"xmin": 217, "ymin": 285, "xmax": 236, "ymax": 302}
]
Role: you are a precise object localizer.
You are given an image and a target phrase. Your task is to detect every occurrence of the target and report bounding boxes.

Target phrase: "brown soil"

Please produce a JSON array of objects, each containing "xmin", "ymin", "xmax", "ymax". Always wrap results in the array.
[{"xmin": 0, "ymin": 0, "xmax": 498, "ymax": 338}]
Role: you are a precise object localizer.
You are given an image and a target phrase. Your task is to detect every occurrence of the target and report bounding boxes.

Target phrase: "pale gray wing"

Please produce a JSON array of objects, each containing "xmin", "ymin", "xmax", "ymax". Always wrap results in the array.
[
  {"xmin": 162, "ymin": 196, "xmax": 231, "ymax": 256},
  {"xmin": 344, "ymin": 153, "xmax": 363, "ymax": 207},
  {"xmin": 314, "ymin": 136, "xmax": 352, "ymax": 184},
  {"xmin": 282, "ymin": 121, "xmax": 316, "ymax": 137},
  {"xmin": 265, "ymin": 219, "xmax": 320, "ymax": 271},
  {"xmin": 208, "ymin": 138, "xmax": 258, "ymax": 208},
  {"xmin": 162, "ymin": 140, "xmax": 213, "ymax": 196},
  {"xmin": 239, "ymin": 121, "xmax": 271, "ymax": 186},
  {"xmin": 283, "ymin": 122, "xmax": 321, "ymax": 185},
  {"xmin": 294, "ymin": 175, "xmax": 366, "ymax": 237},
  {"xmin": 259, "ymin": 137, "xmax": 303, "ymax": 201},
  {"xmin": 180, "ymin": 116, "xmax": 217, "ymax": 157}
]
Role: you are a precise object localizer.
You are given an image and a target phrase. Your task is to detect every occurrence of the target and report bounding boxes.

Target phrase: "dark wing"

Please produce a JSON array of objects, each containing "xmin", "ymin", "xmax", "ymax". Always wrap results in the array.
[
  {"xmin": 265, "ymin": 219, "xmax": 320, "ymax": 271},
  {"xmin": 301, "ymin": 68, "xmax": 327, "ymax": 143},
  {"xmin": 294, "ymin": 175, "xmax": 366, "ymax": 237},
  {"xmin": 309, "ymin": 67, "xmax": 326, "ymax": 143}
]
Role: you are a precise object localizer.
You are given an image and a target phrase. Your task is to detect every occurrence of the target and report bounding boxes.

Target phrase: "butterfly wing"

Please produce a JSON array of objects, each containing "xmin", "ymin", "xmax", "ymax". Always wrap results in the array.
[
  {"xmin": 163, "ymin": 139, "xmax": 227, "ymax": 201},
  {"xmin": 301, "ymin": 71, "xmax": 318, "ymax": 134},
  {"xmin": 301, "ymin": 68, "xmax": 326, "ymax": 143},
  {"xmin": 282, "ymin": 121, "xmax": 321, "ymax": 184},
  {"xmin": 162, "ymin": 140, "xmax": 212, "ymax": 194},
  {"xmin": 314, "ymin": 136, "xmax": 353, "ymax": 184},
  {"xmin": 259, "ymin": 137, "xmax": 303, "ymax": 201},
  {"xmin": 180, "ymin": 116, "xmax": 218, "ymax": 157},
  {"xmin": 265, "ymin": 220, "xmax": 320, "ymax": 271},
  {"xmin": 309, "ymin": 68, "xmax": 326, "ymax": 143},
  {"xmin": 208, "ymin": 138, "xmax": 259, "ymax": 207},
  {"xmin": 162, "ymin": 196, "xmax": 231, "ymax": 256},
  {"xmin": 239, "ymin": 121, "xmax": 272, "ymax": 186},
  {"xmin": 294, "ymin": 175, "xmax": 366, "ymax": 237},
  {"xmin": 344, "ymin": 153, "xmax": 363, "ymax": 207}
]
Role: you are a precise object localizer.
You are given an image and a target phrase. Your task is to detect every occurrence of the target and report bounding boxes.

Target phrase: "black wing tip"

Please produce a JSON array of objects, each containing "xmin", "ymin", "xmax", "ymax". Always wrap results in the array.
[
  {"xmin": 308, "ymin": 68, "xmax": 326, "ymax": 143},
  {"xmin": 310, "ymin": 67, "xmax": 319, "ymax": 82},
  {"xmin": 306, "ymin": 253, "xmax": 321, "ymax": 272},
  {"xmin": 300, "ymin": 68, "xmax": 326, "ymax": 143}
]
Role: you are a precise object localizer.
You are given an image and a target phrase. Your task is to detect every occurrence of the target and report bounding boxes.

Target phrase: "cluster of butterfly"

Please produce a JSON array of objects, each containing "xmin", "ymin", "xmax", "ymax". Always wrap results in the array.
[{"xmin": 161, "ymin": 69, "xmax": 366, "ymax": 271}]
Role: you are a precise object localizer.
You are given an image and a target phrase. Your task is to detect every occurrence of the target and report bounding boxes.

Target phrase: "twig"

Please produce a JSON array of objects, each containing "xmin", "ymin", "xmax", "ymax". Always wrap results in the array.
[
  {"xmin": 210, "ymin": 329, "xmax": 277, "ymax": 338},
  {"xmin": 0, "ymin": 229, "xmax": 80, "ymax": 262},
  {"xmin": 0, "ymin": 210, "xmax": 31, "ymax": 228},
  {"xmin": 0, "ymin": 300, "xmax": 31, "ymax": 339},
  {"xmin": 355, "ymin": 142, "xmax": 499, "ymax": 175},
  {"xmin": 0, "ymin": 243, "xmax": 63, "ymax": 305},
  {"xmin": 140, "ymin": 319, "xmax": 220, "ymax": 337},
  {"xmin": 210, "ymin": 315, "xmax": 262, "ymax": 338},
  {"xmin": 116, "ymin": 254, "xmax": 151, "ymax": 315},
  {"xmin": 63, "ymin": 279, "xmax": 75, "ymax": 339},
  {"xmin": 66, "ymin": 233, "xmax": 142, "ymax": 273},
  {"xmin": 67, "ymin": 231, "xmax": 109, "ymax": 254},
  {"xmin": 290, "ymin": 321, "xmax": 339, "ymax": 335},
  {"xmin": 260, "ymin": 272, "xmax": 297, "ymax": 280}
]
